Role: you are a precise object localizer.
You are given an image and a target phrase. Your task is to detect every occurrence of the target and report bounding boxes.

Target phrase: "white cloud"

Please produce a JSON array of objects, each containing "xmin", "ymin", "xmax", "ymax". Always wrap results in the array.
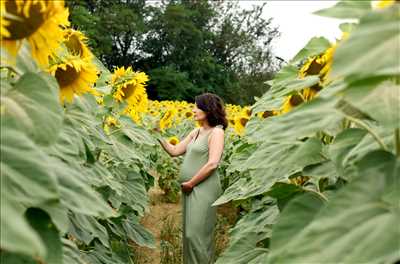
[{"xmin": 239, "ymin": 0, "xmax": 345, "ymax": 61}]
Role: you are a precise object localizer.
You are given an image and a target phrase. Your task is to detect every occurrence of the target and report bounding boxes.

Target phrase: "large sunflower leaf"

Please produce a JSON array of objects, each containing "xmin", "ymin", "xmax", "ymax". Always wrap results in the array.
[
  {"xmin": 246, "ymin": 97, "xmax": 343, "ymax": 142},
  {"xmin": 251, "ymin": 90, "xmax": 285, "ymax": 113},
  {"xmin": 213, "ymin": 138, "xmax": 326, "ymax": 205},
  {"xmin": 290, "ymin": 37, "xmax": 331, "ymax": 64},
  {"xmin": 331, "ymin": 6, "xmax": 400, "ymax": 79},
  {"xmin": 110, "ymin": 168, "xmax": 149, "ymax": 216},
  {"xmin": 0, "ymin": 194, "xmax": 45, "ymax": 258},
  {"xmin": 328, "ymin": 128, "xmax": 368, "ymax": 179},
  {"xmin": 313, "ymin": 0, "xmax": 371, "ymax": 19},
  {"xmin": 62, "ymin": 239, "xmax": 87, "ymax": 264},
  {"xmin": 6, "ymin": 72, "xmax": 63, "ymax": 145},
  {"xmin": 120, "ymin": 117, "xmax": 157, "ymax": 146},
  {"xmin": 0, "ymin": 127, "xmax": 59, "ymax": 206},
  {"xmin": 267, "ymin": 150, "xmax": 400, "ymax": 264},
  {"xmin": 342, "ymin": 80, "xmax": 400, "ymax": 129},
  {"xmin": 122, "ymin": 216, "xmax": 155, "ymax": 248},
  {"xmin": 68, "ymin": 213, "xmax": 109, "ymax": 247},
  {"xmin": 216, "ymin": 205, "xmax": 279, "ymax": 264},
  {"xmin": 49, "ymin": 159, "xmax": 114, "ymax": 219},
  {"xmin": 342, "ymin": 125, "xmax": 395, "ymax": 170},
  {"xmin": 268, "ymin": 192, "xmax": 326, "ymax": 261},
  {"xmin": 271, "ymin": 75, "xmax": 320, "ymax": 98},
  {"xmin": 25, "ymin": 208, "xmax": 63, "ymax": 264}
]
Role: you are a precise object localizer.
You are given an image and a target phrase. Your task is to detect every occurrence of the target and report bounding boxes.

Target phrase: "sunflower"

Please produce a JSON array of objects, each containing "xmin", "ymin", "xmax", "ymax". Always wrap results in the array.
[
  {"xmin": 168, "ymin": 136, "xmax": 180, "ymax": 146},
  {"xmin": 123, "ymin": 92, "xmax": 148, "ymax": 124},
  {"xmin": 281, "ymin": 94, "xmax": 304, "ymax": 114},
  {"xmin": 228, "ymin": 118, "xmax": 235, "ymax": 127},
  {"xmin": 159, "ymin": 108, "xmax": 176, "ymax": 131},
  {"xmin": 301, "ymin": 87, "xmax": 319, "ymax": 101},
  {"xmin": 63, "ymin": 28, "xmax": 92, "ymax": 59},
  {"xmin": 111, "ymin": 66, "xmax": 149, "ymax": 104},
  {"xmin": 373, "ymin": 0, "xmax": 397, "ymax": 9},
  {"xmin": 1, "ymin": 0, "xmax": 70, "ymax": 66},
  {"xmin": 257, "ymin": 110, "xmax": 277, "ymax": 119},
  {"xmin": 103, "ymin": 116, "xmax": 120, "ymax": 135},
  {"xmin": 184, "ymin": 111, "xmax": 193, "ymax": 118},
  {"xmin": 48, "ymin": 56, "xmax": 98, "ymax": 103},
  {"xmin": 234, "ymin": 115, "xmax": 249, "ymax": 136},
  {"xmin": 0, "ymin": 1, "xmax": 10, "ymax": 38},
  {"xmin": 110, "ymin": 66, "xmax": 149, "ymax": 123}
]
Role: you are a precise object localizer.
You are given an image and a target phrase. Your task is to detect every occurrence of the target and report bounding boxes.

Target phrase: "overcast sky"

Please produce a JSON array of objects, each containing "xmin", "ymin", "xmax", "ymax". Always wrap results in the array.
[{"xmin": 238, "ymin": 1, "xmax": 344, "ymax": 61}]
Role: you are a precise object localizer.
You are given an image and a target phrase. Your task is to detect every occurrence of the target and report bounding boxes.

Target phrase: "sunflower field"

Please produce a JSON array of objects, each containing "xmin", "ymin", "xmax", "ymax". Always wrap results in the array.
[
  {"xmin": 1, "ymin": 0, "xmax": 399, "ymax": 264},
  {"xmin": 211, "ymin": 1, "xmax": 400, "ymax": 263}
]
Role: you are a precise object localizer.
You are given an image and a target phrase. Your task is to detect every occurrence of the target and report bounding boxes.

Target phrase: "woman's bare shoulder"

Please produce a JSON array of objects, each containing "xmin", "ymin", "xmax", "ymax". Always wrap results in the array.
[{"xmin": 213, "ymin": 125, "xmax": 224, "ymax": 133}]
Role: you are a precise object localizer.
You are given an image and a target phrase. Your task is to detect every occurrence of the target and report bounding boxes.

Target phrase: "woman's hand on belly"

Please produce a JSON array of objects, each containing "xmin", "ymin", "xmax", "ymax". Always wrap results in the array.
[{"xmin": 181, "ymin": 181, "xmax": 195, "ymax": 194}]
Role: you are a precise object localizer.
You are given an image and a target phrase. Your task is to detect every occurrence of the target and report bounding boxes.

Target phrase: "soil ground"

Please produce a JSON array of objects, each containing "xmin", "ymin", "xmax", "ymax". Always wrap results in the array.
[{"xmin": 135, "ymin": 176, "xmax": 237, "ymax": 264}]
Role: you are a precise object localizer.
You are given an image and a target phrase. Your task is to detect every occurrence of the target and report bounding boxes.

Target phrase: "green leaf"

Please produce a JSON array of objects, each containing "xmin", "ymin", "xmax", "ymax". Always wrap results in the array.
[
  {"xmin": 213, "ymin": 138, "xmax": 326, "ymax": 205},
  {"xmin": 62, "ymin": 239, "xmax": 86, "ymax": 264},
  {"xmin": 250, "ymin": 90, "xmax": 284, "ymax": 113},
  {"xmin": 268, "ymin": 192, "xmax": 325, "ymax": 262},
  {"xmin": 313, "ymin": 0, "xmax": 371, "ymax": 19},
  {"xmin": 122, "ymin": 216, "xmax": 155, "ymax": 248},
  {"xmin": 68, "ymin": 213, "xmax": 110, "ymax": 247},
  {"xmin": 6, "ymin": 72, "xmax": 63, "ymax": 145},
  {"xmin": 0, "ymin": 127, "xmax": 59, "ymax": 206},
  {"xmin": 246, "ymin": 97, "xmax": 343, "ymax": 142},
  {"xmin": 216, "ymin": 205, "xmax": 278, "ymax": 264},
  {"xmin": 342, "ymin": 126, "xmax": 395, "ymax": 170},
  {"xmin": 0, "ymin": 194, "xmax": 45, "ymax": 258},
  {"xmin": 271, "ymin": 76, "xmax": 320, "ymax": 98},
  {"xmin": 331, "ymin": 6, "xmax": 400, "ymax": 79},
  {"xmin": 111, "ymin": 169, "xmax": 149, "ymax": 216},
  {"xmin": 25, "ymin": 208, "xmax": 63, "ymax": 264},
  {"xmin": 302, "ymin": 160, "xmax": 339, "ymax": 181},
  {"xmin": 290, "ymin": 37, "xmax": 331, "ymax": 64},
  {"xmin": 267, "ymin": 150, "xmax": 400, "ymax": 264},
  {"xmin": 342, "ymin": 80, "xmax": 400, "ymax": 129},
  {"xmin": 339, "ymin": 22, "xmax": 358, "ymax": 33},
  {"xmin": 120, "ymin": 117, "xmax": 157, "ymax": 145},
  {"xmin": 328, "ymin": 128, "xmax": 368, "ymax": 178},
  {"xmin": 50, "ymin": 159, "xmax": 114, "ymax": 218}
]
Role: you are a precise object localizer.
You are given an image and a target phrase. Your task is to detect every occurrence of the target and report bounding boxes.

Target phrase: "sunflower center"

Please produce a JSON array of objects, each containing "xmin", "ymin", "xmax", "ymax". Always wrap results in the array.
[
  {"xmin": 5, "ymin": 1, "xmax": 45, "ymax": 40},
  {"xmin": 304, "ymin": 59, "xmax": 324, "ymax": 75},
  {"xmin": 65, "ymin": 34, "xmax": 84, "ymax": 56},
  {"xmin": 289, "ymin": 94, "xmax": 304, "ymax": 106},
  {"xmin": 240, "ymin": 117, "xmax": 249, "ymax": 126},
  {"xmin": 121, "ymin": 83, "xmax": 136, "ymax": 99},
  {"xmin": 262, "ymin": 111, "xmax": 273, "ymax": 118},
  {"xmin": 55, "ymin": 65, "xmax": 80, "ymax": 87}
]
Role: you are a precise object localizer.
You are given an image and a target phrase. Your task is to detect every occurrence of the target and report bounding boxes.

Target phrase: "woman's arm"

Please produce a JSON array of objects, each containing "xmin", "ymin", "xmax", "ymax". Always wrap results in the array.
[
  {"xmin": 157, "ymin": 128, "xmax": 198, "ymax": 157},
  {"xmin": 181, "ymin": 127, "xmax": 224, "ymax": 192}
]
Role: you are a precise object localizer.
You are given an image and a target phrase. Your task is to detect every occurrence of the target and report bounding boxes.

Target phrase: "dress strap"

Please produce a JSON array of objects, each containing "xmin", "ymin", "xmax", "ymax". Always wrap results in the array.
[{"xmin": 194, "ymin": 128, "xmax": 200, "ymax": 141}]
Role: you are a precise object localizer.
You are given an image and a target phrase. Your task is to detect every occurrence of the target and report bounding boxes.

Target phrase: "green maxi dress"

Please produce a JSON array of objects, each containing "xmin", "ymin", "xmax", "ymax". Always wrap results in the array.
[{"xmin": 178, "ymin": 126, "xmax": 223, "ymax": 264}]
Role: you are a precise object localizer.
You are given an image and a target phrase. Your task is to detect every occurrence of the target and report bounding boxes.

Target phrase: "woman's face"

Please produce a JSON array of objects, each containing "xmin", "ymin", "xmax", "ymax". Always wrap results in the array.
[{"xmin": 193, "ymin": 104, "xmax": 207, "ymax": 122}]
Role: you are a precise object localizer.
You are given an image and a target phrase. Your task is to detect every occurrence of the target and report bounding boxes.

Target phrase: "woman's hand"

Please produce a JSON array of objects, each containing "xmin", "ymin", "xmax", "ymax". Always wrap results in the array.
[{"xmin": 181, "ymin": 181, "xmax": 195, "ymax": 194}]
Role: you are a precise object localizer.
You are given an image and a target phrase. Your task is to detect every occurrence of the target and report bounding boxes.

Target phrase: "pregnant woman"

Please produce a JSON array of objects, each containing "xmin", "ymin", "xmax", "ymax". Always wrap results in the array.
[{"xmin": 157, "ymin": 92, "xmax": 227, "ymax": 263}]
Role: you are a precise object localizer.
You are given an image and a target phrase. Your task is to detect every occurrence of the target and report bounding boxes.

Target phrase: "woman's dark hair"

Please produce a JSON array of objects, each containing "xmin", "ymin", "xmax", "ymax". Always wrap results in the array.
[{"xmin": 195, "ymin": 93, "xmax": 228, "ymax": 130}]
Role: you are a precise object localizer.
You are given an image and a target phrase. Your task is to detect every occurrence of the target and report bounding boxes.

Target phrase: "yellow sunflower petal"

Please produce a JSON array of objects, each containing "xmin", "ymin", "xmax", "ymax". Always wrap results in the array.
[{"xmin": 1, "ymin": 0, "xmax": 70, "ymax": 66}]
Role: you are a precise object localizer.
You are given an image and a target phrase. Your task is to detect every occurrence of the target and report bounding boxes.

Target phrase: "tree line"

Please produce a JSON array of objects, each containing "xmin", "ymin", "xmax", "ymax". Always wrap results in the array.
[{"xmin": 66, "ymin": 0, "xmax": 283, "ymax": 105}]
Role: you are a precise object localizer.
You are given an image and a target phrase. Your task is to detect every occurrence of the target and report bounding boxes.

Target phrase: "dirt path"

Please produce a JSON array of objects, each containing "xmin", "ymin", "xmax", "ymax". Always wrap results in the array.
[
  {"xmin": 136, "ymin": 176, "xmax": 237, "ymax": 264},
  {"xmin": 137, "ymin": 178, "xmax": 182, "ymax": 263}
]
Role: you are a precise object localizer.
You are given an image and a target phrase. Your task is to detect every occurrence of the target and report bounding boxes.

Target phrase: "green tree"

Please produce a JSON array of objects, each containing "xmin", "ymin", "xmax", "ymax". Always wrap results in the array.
[{"xmin": 66, "ymin": 0, "xmax": 282, "ymax": 105}]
